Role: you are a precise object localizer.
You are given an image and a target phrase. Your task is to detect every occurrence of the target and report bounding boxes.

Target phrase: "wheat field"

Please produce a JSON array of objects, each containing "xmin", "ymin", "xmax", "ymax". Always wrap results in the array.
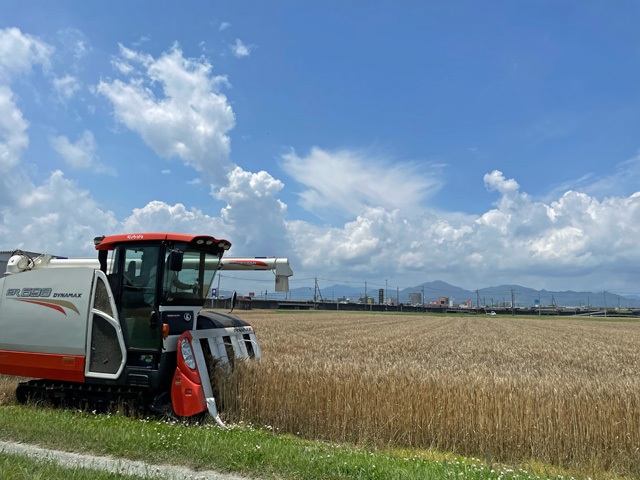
[
  {"xmin": 1, "ymin": 311, "xmax": 637, "ymax": 477},
  {"xmin": 218, "ymin": 311, "xmax": 640, "ymax": 477}
]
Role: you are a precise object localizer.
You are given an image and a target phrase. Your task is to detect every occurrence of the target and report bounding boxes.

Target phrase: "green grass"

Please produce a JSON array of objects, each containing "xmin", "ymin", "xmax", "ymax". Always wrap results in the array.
[
  {"xmin": 0, "ymin": 405, "xmax": 613, "ymax": 480},
  {"xmin": 0, "ymin": 451, "xmax": 148, "ymax": 480}
]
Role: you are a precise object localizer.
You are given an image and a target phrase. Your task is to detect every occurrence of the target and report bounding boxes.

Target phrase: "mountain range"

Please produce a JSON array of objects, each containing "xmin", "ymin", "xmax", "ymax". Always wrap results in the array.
[{"xmin": 279, "ymin": 280, "xmax": 640, "ymax": 308}]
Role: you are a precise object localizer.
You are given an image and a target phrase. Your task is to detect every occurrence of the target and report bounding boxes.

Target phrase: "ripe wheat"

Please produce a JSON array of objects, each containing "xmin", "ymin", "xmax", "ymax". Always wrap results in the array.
[{"xmin": 219, "ymin": 312, "xmax": 640, "ymax": 477}]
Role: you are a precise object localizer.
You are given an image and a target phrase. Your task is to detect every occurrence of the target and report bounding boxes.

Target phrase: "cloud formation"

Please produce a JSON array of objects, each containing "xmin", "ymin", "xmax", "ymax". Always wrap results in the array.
[
  {"xmin": 282, "ymin": 147, "xmax": 442, "ymax": 218},
  {"xmin": 50, "ymin": 130, "xmax": 115, "ymax": 175},
  {"xmin": 230, "ymin": 39, "xmax": 252, "ymax": 58},
  {"xmin": 283, "ymin": 170, "xmax": 639, "ymax": 291},
  {"xmin": 97, "ymin": 43, "xmax": 235, "ymax": 183},
  {"xmin": 122, "ymin": 201, "xmax": 223, "ymax": 236},
  {"xmin": 52, "ymin": 74, "xmax": 81, "ymax": 100},
  {"xmin": 0, "ymin": 27, "xmax": 52, "ymax": 80},
  {"xmin": 213, "ymin": 167, "xmax": 288, "ymax": 255},
  {"xmin": 0, "ymin": 85, "xmax": 29, "ymax": 170}
]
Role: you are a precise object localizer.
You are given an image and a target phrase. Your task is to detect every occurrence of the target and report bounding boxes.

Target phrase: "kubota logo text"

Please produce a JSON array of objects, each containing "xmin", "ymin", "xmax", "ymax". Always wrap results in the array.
[{"xmin": 127, "ymin": 234, "xmax": 144, "ymax": 240}]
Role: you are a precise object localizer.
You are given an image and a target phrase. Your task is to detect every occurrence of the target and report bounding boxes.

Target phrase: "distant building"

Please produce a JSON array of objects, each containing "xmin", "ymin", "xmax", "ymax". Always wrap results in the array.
[
  {"xmin": 438, "ymin": 296, "xmax": 449, "ymax": 306},
  {"xmin": 408, "ymin": 292, "xmax": 422, "ymax": 305}
]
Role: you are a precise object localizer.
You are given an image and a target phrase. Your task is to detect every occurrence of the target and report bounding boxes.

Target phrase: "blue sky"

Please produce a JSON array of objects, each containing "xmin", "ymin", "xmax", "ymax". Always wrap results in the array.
[{"xmin": 0, "ymin": 1, "xmax": 639, "ymax": 296}]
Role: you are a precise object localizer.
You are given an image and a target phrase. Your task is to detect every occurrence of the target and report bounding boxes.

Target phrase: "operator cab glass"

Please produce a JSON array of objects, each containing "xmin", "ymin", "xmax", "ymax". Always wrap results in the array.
[{"xmin": 160, "ymin": 242, "xmax": 221, "ymax": 307}]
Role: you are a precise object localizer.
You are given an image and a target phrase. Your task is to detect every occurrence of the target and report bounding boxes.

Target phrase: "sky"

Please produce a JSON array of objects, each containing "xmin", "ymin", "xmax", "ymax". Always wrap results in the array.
[{"xmin": 0, "ymin": 0, "xmax": 639, "ymax": 297}]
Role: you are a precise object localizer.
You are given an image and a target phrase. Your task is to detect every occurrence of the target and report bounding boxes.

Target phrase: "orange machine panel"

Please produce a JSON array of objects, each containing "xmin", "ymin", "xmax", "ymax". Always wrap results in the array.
[{"xmin": 0, "ymin": 350, "xmax": 85, "ymax": 382}]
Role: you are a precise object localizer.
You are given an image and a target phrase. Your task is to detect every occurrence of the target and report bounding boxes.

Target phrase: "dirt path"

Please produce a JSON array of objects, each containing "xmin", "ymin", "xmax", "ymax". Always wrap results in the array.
[{"xmin": 0, "ymin": 440, "xmax": 254, "ymax": 480}]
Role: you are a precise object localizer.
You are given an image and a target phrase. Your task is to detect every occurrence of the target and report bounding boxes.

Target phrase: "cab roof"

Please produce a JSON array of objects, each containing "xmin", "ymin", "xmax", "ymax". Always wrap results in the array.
[{"xmin": 94, "ymin": 233, "xmax": 231, "ymax": 251}]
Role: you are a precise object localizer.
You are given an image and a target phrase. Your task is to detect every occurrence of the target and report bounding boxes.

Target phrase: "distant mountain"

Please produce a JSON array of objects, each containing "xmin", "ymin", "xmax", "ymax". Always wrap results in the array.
[
  {"xmin": 402, "ymin": 281, "xmax": 475, "ymax": 304},
  {"xmin": 475, "ymin": 285, "xmax": 638, "ymax": 308},
  {"xmin": 224, "ymin": 279, "xmax": 640, "ymax": 308}
]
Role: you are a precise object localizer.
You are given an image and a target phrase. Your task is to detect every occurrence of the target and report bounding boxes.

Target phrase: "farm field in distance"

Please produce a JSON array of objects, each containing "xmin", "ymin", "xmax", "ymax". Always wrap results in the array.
[{"xmin": 218, "ymin": 311, "xmax": 640, "ymax": 478}]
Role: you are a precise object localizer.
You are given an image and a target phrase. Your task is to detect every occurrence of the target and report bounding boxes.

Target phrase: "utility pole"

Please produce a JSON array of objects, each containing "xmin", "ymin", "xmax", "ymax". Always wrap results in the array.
[
  {"xmin": 539, "ymin": 290, "xmax": 541, "ymax": 317},
  {"xmin": 364, "ymin": 281, "xmax": 368, "ymax": 308},
  {"xmin": 314, "ymin": 276, "xmax": 317, "ymax": 309},
  {"xmin": 511, "ymin": 288, "xmax": 515, "ymax": 316},
  {"xmin": 476, "ymin": 289, "xmax": 480, "ymax": 312},
  {"xmin": 604, "ymin": 291, "xmax": 607, "ymax": 318},
  {"xmin": 397, "ymin": 286, "xmax": 400, "ymax": 312},
  {"xmin": 422, "ymin": 285, "xmax": 425, "ymax": 313}
]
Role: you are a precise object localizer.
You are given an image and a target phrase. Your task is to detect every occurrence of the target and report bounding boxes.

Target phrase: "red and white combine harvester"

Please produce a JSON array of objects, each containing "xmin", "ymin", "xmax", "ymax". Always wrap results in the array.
[{"xmin": 0, "ymin": 233, "xmax": 293, "ymax": 426}]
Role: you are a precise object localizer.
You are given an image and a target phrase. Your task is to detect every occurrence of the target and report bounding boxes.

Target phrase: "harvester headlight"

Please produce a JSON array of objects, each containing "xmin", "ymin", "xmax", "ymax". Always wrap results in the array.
[{"xmin": 180, "ymin": 337, "xmax": 196, "ymax": 370}]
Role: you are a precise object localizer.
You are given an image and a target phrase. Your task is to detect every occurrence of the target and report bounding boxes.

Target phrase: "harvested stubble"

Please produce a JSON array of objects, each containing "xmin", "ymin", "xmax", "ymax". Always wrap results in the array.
[{"xmin": 218, "ymin": 312, "xmax": 640, "ymax": 477}]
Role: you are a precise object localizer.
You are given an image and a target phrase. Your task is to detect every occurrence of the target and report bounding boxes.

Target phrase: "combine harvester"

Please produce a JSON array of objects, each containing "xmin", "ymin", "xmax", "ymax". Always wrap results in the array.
[{"xmin": 0, "ymin": 233, "xmax": 293, "ymax": 427}]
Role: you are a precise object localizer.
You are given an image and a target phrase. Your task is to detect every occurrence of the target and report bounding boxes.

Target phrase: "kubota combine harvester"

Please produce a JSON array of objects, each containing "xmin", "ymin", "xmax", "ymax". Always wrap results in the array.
[{"xmin": 0, "ymin": 233, "xmax": 293, "ymax": 426}]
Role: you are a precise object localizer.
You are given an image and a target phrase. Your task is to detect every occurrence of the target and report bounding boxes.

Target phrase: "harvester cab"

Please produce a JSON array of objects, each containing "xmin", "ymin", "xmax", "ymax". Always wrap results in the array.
[{"xmin": 0, "ymin": 233, "xmax": 293, "ymax": 427}]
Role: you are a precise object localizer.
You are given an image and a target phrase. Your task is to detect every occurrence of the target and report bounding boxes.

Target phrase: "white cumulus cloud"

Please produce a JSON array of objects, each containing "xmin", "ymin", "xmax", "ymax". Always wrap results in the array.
[
  {"xmin": 3, "ymin": 170, "xmax": 119, "ymax": 255},
  {"xmin": 121, "ymin": 201, "xmax": 224, "ymax": 236},
  {"xmin": 52, "ymin": 74, "xmax": 81, "ymax": 100},
  {"xmin": 50, "ymin": 130, "xmax": 115, "ymax": 175},
  {"xmin": 0, "ymin": 85, "xmax": 29, "ymax": 170},
  {"xmin": 283, "ymin": 168, "xmax": 640, "ymax": 292},
  {"xmin": 213, "ymin": 166, "xmax": 288, "ymax": 255},
  {"xmin": 0, "ymin": 27, "xmax": 52, "ymax": 80},
  {"xmin": 97, "ymin": 43, "xmax": 235, "ymax": 183},
  {"xmin": 230, "ymin": 39, "xmax": 252, "ymax": 58}
]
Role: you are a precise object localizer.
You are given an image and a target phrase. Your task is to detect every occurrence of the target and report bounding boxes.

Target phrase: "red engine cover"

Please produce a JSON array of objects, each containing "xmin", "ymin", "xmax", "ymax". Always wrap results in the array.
[
  {"xmin": 171, "ymin": 332, "xmax": 206, "ymax": 417},
  {"xmin": 171, "ymin": 366, "xmax": 206, "ymax": 417}
]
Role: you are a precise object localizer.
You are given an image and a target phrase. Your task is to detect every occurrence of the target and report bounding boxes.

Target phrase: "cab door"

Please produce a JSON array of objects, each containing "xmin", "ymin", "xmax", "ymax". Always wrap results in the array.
[
  {"xmin": 117, "ymin": 244, "xmax": 163, "ymax": 352},
  {"xmin": 86, "ymin": 270, "xmax": 126, "ymax": 379}
]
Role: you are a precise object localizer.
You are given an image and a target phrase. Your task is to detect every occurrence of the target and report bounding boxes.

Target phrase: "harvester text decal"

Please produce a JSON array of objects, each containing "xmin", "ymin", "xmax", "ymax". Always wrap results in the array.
[
  {"xmin": 233, "ymin": 327, "xmax": 253, "ymax": 333},
  {"xmin": 6, "ymin": 288, "xmax": 52, "ymax": 297},
  {"xmin": 5, "ymin": 288, "xmax": 81, "ymax": 316}
]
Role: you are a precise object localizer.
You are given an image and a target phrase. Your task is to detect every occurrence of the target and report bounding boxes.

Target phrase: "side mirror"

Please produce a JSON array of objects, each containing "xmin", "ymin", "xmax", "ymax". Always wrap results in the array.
[
  {"xmin": 229, "ymin": 291, "xmax": 237, "ymax": 313},
  {"xmin": 168, "ymin": 250, "xmax": 183, "ymax": 271}
]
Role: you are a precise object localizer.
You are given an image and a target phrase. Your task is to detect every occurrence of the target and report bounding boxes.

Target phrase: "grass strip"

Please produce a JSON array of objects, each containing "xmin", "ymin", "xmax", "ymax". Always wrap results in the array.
[
  {"xmin": 0, "ymin": 451, "xmax": 148, "ymax": 480},
  {"xmin": 0, "ymin": 405, "xmax": 600, "ymax": 480}
]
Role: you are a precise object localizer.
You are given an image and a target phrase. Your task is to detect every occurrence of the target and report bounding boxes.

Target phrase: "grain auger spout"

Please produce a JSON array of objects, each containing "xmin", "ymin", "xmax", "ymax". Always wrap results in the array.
[{"xmin": 0, "ymin": 233, "xmax": 292, "ymax": 428}]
